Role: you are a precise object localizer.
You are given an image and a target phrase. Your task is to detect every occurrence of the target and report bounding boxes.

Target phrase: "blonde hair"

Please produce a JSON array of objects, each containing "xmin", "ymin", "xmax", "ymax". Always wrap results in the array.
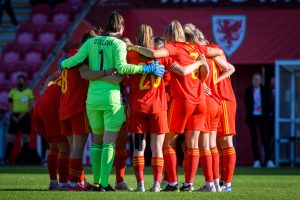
[
  {"xmin": 136, "ymin": 24, "xmax": 154, "ymax": 48},
  {"xmin": 164, "ymin": 20, "xmax": 186, "ymax": 43},
  {"xmin": 183, "ymin": 23, "xmax": 207, "ymax": 44}
]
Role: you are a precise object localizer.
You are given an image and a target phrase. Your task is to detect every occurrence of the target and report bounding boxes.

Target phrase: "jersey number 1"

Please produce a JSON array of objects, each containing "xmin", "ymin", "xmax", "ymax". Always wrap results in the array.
[{"xmin": 99, "ymin": 50, "xmax": 104, "ymax": 70}]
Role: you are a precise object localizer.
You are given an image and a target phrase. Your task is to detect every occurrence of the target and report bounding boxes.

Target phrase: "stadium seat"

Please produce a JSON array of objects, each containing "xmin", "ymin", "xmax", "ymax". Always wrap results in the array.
[
  {"xmin": 10, "ymin": 71, "xmax": 29, "ymax": 84},
  {"xmin": 67, "ymin": 0, "xmax": 84, "ymax": 18},
  {"xmin": 1, "ymin": 43, "xmax": 23, "ymax": 65},
  {"xmin": 38, "ymin": 25, "xmax": 58, "ymax": 47},
  {"xmin": 52, "ymin": 3, "xmax": 71, "ymax": 26},
  {"xmin": 10, "ymin": 61, "xmax": 37, "ymax": 75},
  {"xmin": 30, "ymin": 4, "xmax": 52, "ymax": 26},
  {"xmin": 0, "ymin": 61, "xmax": 12, "ymax": 75},
  {"xmin": 0, "ymin": 91, "xmax": 9, "ymax": 107},
  {"xmin": 0, "ymin": 70, "xmax": 7, "ymax": 84},
  {"xmin": 24, "ymin": 45, "xmax": 44, "ymax": 66},
  {"xmin": 67, "ymin": 0, "xmax": 84, "ymax": 4},
  {"xmin": 16, "ymin": 23, "xmax": 37, "ymax": 45}
]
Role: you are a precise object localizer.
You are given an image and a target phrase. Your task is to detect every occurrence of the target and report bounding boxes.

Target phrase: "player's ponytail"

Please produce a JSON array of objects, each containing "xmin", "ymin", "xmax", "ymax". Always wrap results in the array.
[
  {"xmin": 105, "ymin": 11, "xmax": 125, "ymax": 33},
  {"xmin": 184, "ymin": 23, "xmax": 207, "ymax": 45},
  {"xmin": 136, "ymin": 24, "xmax": 154, "ymax": 48},
  {"xmin": 164, "ymin": 20, "xmax": 185, "ymax": 43}
]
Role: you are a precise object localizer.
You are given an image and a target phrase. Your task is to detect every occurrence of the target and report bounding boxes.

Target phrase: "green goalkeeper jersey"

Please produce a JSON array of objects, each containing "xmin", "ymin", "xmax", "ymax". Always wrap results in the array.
[{"xmin": 61, "ymin": 36, "xmax": 143, "ymax": 110}]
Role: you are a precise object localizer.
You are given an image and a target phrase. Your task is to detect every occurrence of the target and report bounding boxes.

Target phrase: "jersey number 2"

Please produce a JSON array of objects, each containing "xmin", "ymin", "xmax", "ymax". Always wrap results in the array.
[{"xmin": 138, "ymin": 62, "xmax": 161, "ymax": 90}]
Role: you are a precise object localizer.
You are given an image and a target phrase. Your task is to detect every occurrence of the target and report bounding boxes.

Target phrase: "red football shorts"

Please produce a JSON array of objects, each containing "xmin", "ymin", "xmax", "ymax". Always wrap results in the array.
[
  {"xmin": 128, "ymin": 110, "xmax": 168, "ymax": 134},
  {"xmin": 217, "ymin": 99, "xmax": 236, "ymax": 136},
  {"xmin": 33, "ymin": 106, "xmax": 67, "ymax": 144},
  {"xmin": 202, "ymin": 96, "xmax": 222, "ymax": 133},
  {"xmin": 60, "ymin": 111, "xmax": 91, "ymax": 136},
  {"xmin": 168, "ymin": 99, "xmax": 206, "ymax": 133}
]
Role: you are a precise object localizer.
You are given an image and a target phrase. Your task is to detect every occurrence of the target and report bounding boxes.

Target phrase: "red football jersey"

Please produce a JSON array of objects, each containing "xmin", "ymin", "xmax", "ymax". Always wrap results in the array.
[
  {"xmin": 126, "ymin": 50, "xmax": 169, "ymax": 113},
  {"xmin": 164, "ymin": 42, "xmax": 206, "ymax": 104},
  {"xmin": 208, "ymin": 43, "xmax": 236, "ymax": 102},
  {"xmin": 205, "ymin": 57, "xmax": 221, "ymax": 104},
  {"xmin": 59, "ymin": 49, "xmax": 89, "ymax": 120},
  {"xmin": 38, "ymin": 77, "xmax": 62, "ymax": 112}
]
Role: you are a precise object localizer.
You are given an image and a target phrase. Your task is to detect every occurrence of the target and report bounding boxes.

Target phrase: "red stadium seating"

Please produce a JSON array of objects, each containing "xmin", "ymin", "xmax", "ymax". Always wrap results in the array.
[
  {"xmin": 16, "ymin": 23, "xmax": 37, "ymax": 45},
  {"xmin": 0, "ymin": 91, "xmax": 9, "ymax": 107},
  {"xmin": 67, "ymin": 0, "xmax": 84, "ymax": 18},
  {"xmin": 52, "ymin": 3, "xmax": 71, "ymax": 26},
  {"xmin": 24, "ymin": 45, "xmax": 44, "ymax": 66},
  {"xmin": 10, "ymin": 71, "xmax": 29, "ymax": 84},
  {"xmin": 38, "ymin": 25, "xmax": 58, "ymax": 46},
  {"xmin": 67, "ymin": 0, "xmax": 84, "ymax": 4},
  {"xmin": 0, "ymin": 70, "xmax": 7, "ymax": 84},
  {"xmin": 1, "ymin": 43, "xmax": 23, "ymax": 65},
  {"xmin": 30, "ymin": 4, "xmax": 51, "ymax": 26}
]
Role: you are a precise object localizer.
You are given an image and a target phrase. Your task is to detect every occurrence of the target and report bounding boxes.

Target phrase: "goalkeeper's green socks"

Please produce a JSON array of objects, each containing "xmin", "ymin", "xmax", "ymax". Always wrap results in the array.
[
  {"xmin": 100, "ymin": 143, "xmax": 116, "ymax": 187},
  {"xmin": 90, "ymin": 143, "xmax": 103, "ymax": 184}
]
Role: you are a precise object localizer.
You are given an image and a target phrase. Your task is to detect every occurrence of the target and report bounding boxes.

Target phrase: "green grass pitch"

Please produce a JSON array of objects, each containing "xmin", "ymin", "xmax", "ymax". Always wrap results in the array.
[{"xmin": 0, "ymin": 166, "xmax": 299, "ymax": 200}]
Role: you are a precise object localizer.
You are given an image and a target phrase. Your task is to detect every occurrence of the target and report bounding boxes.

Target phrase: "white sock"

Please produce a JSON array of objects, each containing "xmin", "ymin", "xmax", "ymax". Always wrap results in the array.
[
  {"xmin": 214, "ymin": 179, "xmax": 220, "ymax": 186},
  {"xmin": 153, "ymin": 181, "xmax": 160, "ymax": 187},
  {"xmin": 138, "ymin": 181, "xmax": 144, "ymax": 186},
  {"xmin": 170, "ymin": 182, "xmax": 178, "ymax": 186},
  {"xmin": 205, "ymin": 182, "xmax": 214, "ymax": 187},
  {"xmin": 225, "ymin": 182, "xmax": 231, "ymax": 187},
  {"xmin": 184, "ymin": 182, "xmax": 192, "ymax": 186}
]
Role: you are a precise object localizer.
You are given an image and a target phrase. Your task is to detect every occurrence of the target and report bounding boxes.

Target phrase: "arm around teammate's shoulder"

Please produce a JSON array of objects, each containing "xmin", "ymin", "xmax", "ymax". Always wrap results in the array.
[
  {"xmin": 128, "ymin": 45, "xmax": 169, "ymax": 59},
  {"xmin": 61, "ymin": 40, "xmax": 89, "ymax": 69},
  {"xmin": 114, "ymin": 41, "xmax": 143, "ymax": 74}
]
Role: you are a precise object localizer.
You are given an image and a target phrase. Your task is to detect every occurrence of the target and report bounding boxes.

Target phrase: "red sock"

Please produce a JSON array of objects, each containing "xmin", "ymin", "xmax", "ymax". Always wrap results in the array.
[
  {"xmin": 163, "ymin": 147, "xmax": 177, "ymax": 183},
  {"xmin": 199, "ymin": 150, "xmax": 213, "ymax": 182},
  {"xmin": 69, "ymin": 158, "xmax": 82, "ymax": 183},
  {"xmin": 210, "ymin": 147, "xmax": 220, "ymax": 180},
  {"xmin": 185, "ymin": 148, "xmax": 199, "ymax": 184},
  {"xmin": 115, "ymin": 147, "xmax": 127, "ymax": 183},
  {"xmin": 222, "ymin": 147, "xmax": 236, "ymax": 183},
  {"xmin": 219, "ymin": 150, "xmax": 225, "ymax": 181},
  {"xmin": 80, "ymin": 170, "xmax": 85, "ymax": 182},
  {"xmin": 162, "ymin": 168, "xmax": 169, "ymax": 182},
  {"xmin": 47, "ymin": 149, "xmax": 59, "ymax": 181},
  {"xmin": 57, "ymin": 151, "xmax": 69, "ymax": 183},
  {"xmin": 182, "ymin": 152, "xmax": 188, "ymax": 179},
  {"xmin": 151, "ymin": 157, "xmax": 164, "ymax": 182},
  {"xmin": 132, "ymin": 156, "xmax": 144, "ymax": 183}
]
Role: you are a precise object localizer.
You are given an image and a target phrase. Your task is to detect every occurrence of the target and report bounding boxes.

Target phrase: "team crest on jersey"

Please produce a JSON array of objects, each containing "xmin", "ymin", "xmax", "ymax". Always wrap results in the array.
[{"xmin": 212, "ymin": 15, "xmax": 246, "ymax": 57}]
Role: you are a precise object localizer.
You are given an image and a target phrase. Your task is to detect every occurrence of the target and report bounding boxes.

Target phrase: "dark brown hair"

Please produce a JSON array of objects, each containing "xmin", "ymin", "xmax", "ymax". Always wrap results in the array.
[
  {"xmin": 81, "ymin": 27, "xmax": 103, "ymax": 44},
  {"xmin": 105, "ymin": 11, "xmax": 125, "ymax": 33}
]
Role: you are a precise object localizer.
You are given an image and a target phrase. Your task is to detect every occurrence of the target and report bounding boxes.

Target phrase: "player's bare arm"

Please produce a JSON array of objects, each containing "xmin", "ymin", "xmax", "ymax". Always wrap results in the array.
[
  {"xmin": 199, "ymin": 55, "xmax": 210, "ymax": 82},
  {"xmin": 206, "ymin": 47, "xmax": 224, "ymax": 57},
  {"xmin": 128, "ymin": 45, "xmax": 169, "ymax": 58},
  {"xmin": 213, "ymin": 56, "xmax": 230, "ymax": 72},
  {"xmin": 79, "ymin": 65, "xmax": 118, "ymax": 81},
  {"xmin": 217, "ymin": 62, "xmax": 235, "ymax": 83},
  {"xmin": 202, "ymin": 82, "xmax": 212, "ymax": 96},
  {"xmin": 43, "ymin": 70, "xmax": 61, "ymax": 92},
  {"xmin": 170, "ymin": 55, "xmax": 206, "ymax": 76}
]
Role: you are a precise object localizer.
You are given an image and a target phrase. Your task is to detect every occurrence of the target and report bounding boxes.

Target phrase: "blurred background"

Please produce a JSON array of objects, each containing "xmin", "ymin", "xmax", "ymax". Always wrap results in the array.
[{"xmin": 0, "ymin": 0, "xmax": 299, "ymax": 167}]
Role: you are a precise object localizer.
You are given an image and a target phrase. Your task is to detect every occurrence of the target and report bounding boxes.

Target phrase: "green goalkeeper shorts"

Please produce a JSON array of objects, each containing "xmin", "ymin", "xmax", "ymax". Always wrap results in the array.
[{"xmin": 87, "ymin": 104, "xmax": 125, "ymax": 134}]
